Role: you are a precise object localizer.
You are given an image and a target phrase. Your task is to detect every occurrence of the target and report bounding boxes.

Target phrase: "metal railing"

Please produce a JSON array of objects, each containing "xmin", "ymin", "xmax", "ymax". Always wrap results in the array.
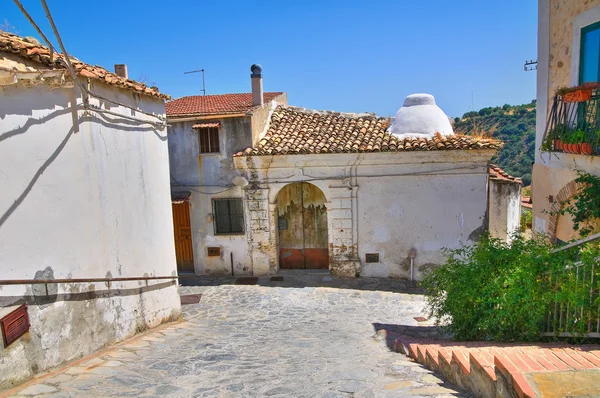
[
  {"xmin": 543, "ymin": 89, "xmax": 600, "ymax": 155},
  {"xmin": 542, "ymin": 232, "xmax": 600, "ymax": 338}
]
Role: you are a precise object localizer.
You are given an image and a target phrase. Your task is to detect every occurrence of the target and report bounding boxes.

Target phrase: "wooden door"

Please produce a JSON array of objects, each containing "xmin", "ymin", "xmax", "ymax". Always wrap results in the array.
[
  {"xmin": 172, "ymin": 202, "xmax": 194, "ymax": 272},
  {"xmin": 278, "ymin": 183, "xmax": 328, "ymax": 269}
]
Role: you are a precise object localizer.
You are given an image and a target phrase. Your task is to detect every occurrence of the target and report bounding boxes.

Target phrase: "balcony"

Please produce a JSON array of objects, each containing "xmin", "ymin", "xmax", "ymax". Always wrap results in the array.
[{"xmin": 542, "ymin": 85, "xmax": 600, "ymax": 156}]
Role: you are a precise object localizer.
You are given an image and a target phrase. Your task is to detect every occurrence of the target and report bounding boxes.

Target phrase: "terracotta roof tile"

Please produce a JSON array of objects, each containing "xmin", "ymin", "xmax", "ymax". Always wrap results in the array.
[
  {"xmin": 166, "ymin": 92, "xmax": 284, "ymax": 117},
  {"xmin": 235, "ymin": 106, "xmax": 502, "ymax": 156},
  {"xmin": 489, "ymin": 164, "xmax": 522, "ymax": 183},
  {"xmin": 192, "ymin": 122, "xmax": 220, "ymax": 128},
  {"xmin": 0, "ymin": 30, "xmax": 169, "ymax": 99}
]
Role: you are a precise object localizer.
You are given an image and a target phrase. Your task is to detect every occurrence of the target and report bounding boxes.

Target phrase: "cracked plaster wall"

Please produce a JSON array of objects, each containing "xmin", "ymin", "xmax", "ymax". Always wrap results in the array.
[
  {"xmin": 0, "ymin": 79, "xmax": 181, "ymax": 391},
  {"xmin": 235, "ymin": 150, "xmax": 495, "ymax": 280}
]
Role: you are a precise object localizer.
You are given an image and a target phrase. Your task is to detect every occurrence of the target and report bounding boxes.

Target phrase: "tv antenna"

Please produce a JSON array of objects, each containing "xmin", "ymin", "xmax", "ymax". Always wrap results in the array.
[
  {"xmin": 184, "ymin": 68, "xmax": 206, "ymax": 95},
  {"xmin": 524, "ymin": 60, "xmax": 537, "ymax": 72}
]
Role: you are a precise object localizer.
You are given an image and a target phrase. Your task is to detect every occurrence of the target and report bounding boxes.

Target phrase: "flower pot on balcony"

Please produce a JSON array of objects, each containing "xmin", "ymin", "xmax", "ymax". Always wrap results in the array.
[
  {"xmin": 575, "ymin": 143, "xmax": 582, "ymax": 154},
  {"xmin": 566, "ymin": 143, "xmax": 576, "ymax": 153},
  {"xmin": 562, "ymin": 143, "xmax": 570, "ymax": 153},
  {"xmin": 554, "ymin": 139, "xmax": 564, "ymax": 151},
  {"xmin": 563, "ymin": 88, "xmax": 593, "ymax": 103},
  {"xmin": 581, "ymin": 142, "xmax": 592, "ymax": 155}
]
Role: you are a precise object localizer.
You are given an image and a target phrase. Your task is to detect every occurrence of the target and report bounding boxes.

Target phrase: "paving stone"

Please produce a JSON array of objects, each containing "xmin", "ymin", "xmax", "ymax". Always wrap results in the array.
[
  {"xmin": 44, "ymin": 373, "xmax": 73, "ymax": 385},
  {"xmin": 410, "ymin": 386, "xmax": 459, "ymax": 395},
  {"xmin": 420, "ymin": 373, "xmax": 444, "ymax": 384},
  {"xmin": 100, "ymin": 360, "xmax": 123, "ymax": 367},
  {"xmin": 105, "ymin": 350, "xmax": 138, "ymax": 360},
  {"xmin": 383, "ymin": 380, "xmax": 419, "ymax": 390},
  {"xmin": 9, "ymin": 282, "xmax": 465, "ymax": 397},
  {"xmin": 17, "ymin": 383, "xmax": 57, "ymax": 395},
  {"xmin": 78, "ymin": 357, "xmax": 104, "ymax": 368}
]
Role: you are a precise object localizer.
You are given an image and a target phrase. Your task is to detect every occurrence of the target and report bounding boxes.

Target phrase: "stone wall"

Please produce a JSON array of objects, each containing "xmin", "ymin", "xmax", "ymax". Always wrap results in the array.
[{"xmin": 547, "ymin": 0, "xmax": 600, "ymax": 110}]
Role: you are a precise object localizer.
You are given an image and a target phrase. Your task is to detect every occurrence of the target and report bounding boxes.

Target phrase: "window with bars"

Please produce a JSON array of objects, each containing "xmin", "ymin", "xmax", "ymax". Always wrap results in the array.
[
  {"xmin": 198, "ymin": 127, "xmax": 220, "ymax": 153},
  {"xmin": 213, "ymin": 198, "xmax": 244, "ymax": 235}
]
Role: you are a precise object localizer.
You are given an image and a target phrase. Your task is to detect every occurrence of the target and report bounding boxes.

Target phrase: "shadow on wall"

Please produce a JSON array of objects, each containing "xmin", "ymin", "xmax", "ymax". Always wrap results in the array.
[
  {"xmin": 0, "ymin": 109, "xmax": 166, "ymax": 229},
  {"xmin": 0, "ymin": 281, "xmax": 177, "ymax": 308}
]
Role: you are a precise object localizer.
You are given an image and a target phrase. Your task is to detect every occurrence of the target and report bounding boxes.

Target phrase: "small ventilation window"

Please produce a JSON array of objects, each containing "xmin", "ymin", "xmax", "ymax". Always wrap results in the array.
[
  {"xmin": 365, "ymin": 253, "xmax": 380, "ymax": 263},
  {"xmin": 1, "ymin": 305, "xmax": 30, "ymax": 348},
  {"xmin": 207, "ymin": 247, "xmax": 221, "ymax": 257}
]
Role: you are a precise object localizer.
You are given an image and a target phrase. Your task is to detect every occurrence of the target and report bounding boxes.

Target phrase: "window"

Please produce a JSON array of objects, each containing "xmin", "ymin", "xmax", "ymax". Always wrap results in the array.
[
  {"xmin": 198, "ymin": 127, "xmax": 220, "ymax": 153},
  {"xmin": 213, "ymin": 198, "xmax": 244, "ymax": 234},
  {"xmin": 580, "ymin": 21, "xmax": 600, "ymax": 84}
]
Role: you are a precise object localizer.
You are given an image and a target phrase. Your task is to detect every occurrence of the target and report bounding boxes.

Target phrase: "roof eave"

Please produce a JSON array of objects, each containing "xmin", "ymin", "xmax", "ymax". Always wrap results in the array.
[{"xmin": 167, "ymin": 113, "xmax": 247, "ymax": 122}]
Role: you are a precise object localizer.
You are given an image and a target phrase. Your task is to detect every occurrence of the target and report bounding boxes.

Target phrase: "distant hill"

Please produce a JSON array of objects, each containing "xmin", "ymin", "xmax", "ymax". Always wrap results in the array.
[{"xmin": 453, "ymin": 100, "xmax": 536, "ymax": 186}]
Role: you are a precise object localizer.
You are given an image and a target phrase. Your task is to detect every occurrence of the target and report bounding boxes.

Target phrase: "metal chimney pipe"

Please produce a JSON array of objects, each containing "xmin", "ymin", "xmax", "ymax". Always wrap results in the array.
[
  {"xmin": 250, "ymin": 64, "xmax": 263, "ymax": 106},
  {"xmin": 114, "ymin": 64, "xmax": 128, "ymax": 79}
]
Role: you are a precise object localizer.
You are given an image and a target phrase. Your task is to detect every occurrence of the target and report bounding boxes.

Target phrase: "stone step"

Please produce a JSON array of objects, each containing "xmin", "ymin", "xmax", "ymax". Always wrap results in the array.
[{"xmin": 391, "ymin": 335, "xmax": 600, "ymax": 398}]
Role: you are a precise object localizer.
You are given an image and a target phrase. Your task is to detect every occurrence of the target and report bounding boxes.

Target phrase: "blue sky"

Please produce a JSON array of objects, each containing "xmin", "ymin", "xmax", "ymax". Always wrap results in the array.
[{"xmin": 2, "ymin": 0, "xmax": 537, "ymax": 118}]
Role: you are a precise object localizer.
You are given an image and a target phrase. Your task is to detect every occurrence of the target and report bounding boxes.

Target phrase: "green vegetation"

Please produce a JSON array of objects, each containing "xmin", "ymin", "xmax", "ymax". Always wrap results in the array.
[
  {"xmin": 422, "ymin": 234, "xmax": 600, "ymax": 341},
  {"xmin": 454, "ymin": 100, "xmax": 536, "ymax": 186}
]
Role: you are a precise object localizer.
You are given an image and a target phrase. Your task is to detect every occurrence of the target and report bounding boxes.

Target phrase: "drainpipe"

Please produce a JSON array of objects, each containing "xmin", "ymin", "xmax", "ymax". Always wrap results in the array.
[{"xmin": 409, "ymin": 248, "xmax": 417, "ymax": 281}]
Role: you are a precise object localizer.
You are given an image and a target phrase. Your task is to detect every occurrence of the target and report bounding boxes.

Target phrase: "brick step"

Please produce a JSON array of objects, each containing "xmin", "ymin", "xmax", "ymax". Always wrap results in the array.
[{"xmin": 392, "ymin": 335, "xmax": 600, "ymax": 398}]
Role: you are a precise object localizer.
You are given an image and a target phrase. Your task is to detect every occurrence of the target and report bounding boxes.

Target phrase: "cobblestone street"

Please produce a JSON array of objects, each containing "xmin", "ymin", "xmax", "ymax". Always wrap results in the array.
[{"xmin": 7, "ymin": 278, "xmax": 466, "ymax": 397}]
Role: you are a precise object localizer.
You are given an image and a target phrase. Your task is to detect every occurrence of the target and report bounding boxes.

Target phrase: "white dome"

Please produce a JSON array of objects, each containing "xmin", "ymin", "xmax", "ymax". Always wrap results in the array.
[{"xmin": 389, "ymin": 94, "xmax": 454, "ymax": 139}]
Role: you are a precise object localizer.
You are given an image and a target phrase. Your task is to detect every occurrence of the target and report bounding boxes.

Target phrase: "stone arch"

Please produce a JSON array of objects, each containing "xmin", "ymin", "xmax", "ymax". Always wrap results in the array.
[
  {"xmin": 276, "ymin": 182, "xmax": 329, "ymax": 269},
  {"xmin": 268, "ymin": 180, "xmax": 330, "ymax": 205},
  {"xmin": 547, "ymin": 179, "xmax": 584, "ymax": 241}
]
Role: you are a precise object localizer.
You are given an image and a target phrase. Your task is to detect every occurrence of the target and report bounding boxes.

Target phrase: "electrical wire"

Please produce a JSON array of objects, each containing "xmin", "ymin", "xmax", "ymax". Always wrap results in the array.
[
  {"xmin": 40, "ymin": 0, "xmax": 89, "ymax": 105},
  {"xmin": 11, "ymin": 1, "xmax": 167, "ymax": 128},
  {"xmin": 12, "ymin": 0, "xmax": 54, "ymax": 62}
]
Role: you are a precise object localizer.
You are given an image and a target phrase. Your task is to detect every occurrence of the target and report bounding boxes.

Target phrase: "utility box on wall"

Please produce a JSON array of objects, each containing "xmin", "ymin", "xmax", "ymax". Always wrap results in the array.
[{"xmin": 1, "ymin": 305, "xmax": 30, "ymax": 348}]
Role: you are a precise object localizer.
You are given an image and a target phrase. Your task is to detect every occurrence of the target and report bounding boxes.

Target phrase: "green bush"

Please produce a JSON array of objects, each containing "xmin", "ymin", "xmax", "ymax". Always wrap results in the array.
[{"xmin": 421, "ymin": 234, "xmax": 574, "ymax": 341}]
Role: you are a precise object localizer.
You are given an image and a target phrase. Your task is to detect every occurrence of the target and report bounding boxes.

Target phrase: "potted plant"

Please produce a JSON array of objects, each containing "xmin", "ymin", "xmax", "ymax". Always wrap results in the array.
[
  {"xmin": 555, "ymin": 82, "xmax": 600, "ymax": 103},
  {"xmin": 581, "ymin": 132, "xmax": 593, "ymax": 155},
  {"xmin": 569, "ymin": 130, "xmax": 585, "ymax": 154}
]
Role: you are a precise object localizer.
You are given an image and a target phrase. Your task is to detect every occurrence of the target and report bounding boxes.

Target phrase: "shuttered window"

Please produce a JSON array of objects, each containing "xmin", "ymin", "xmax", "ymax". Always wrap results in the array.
[
  {"xmin": 213, "ymin": 198, "xmax": 244, "ymax": 234},
  {"xmin": 198, "ymin": 127, "xmax": 220, "ymax": 153},
  {"xmin": 580, "ymin": 21, "xmax": 600, "ymax": 84}
]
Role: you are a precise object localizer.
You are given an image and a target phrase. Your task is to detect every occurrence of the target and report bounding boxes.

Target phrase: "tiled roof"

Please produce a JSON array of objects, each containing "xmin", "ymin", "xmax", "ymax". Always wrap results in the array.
[
  {"xmin": 236, "ymin": 106, "xmax": 502, "ymax": 156},
  {"xmin": 166, "ymin": 92, "xmax": 284, "ymax": 117},
  {"xmin": 0, "ymin": 30, "xmax": 169, "ymax": 99},
  {"xmin": 521, "ymin": 196, "xmax": 532, "ymax": 209},
  {"xmin": 192, "ymin": 122, "xmax": 220, "ymax": 128},
  {"xmin": 489, "ymin": 164, "xmax": 521, "ymax": 184}
]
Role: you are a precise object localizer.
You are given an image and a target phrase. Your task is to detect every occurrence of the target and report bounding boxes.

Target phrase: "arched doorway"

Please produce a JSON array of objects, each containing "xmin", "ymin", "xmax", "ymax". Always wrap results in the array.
[{"xmin": 277, "ymin": 182, "xmax": 329, "ymax": 269}]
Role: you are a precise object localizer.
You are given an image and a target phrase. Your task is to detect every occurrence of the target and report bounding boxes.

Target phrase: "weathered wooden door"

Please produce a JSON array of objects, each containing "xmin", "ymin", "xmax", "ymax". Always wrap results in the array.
[
  {"xmin": 172, "ymin": 202, "xmax": 194, "ymax": 272},
  {"xmin": 277, "ymin": 183, "xmax": 328, "ymax": 269}
]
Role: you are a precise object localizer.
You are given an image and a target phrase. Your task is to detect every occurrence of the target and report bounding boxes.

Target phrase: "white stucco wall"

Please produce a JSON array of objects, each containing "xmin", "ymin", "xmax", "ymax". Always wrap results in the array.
[
  {"xmin": 0, "ymin": 78, "xmax": 180, "ymax": 390},
  {"xmin": 488, "ymin": 180, "xmax": 522, "ymax": 243},
  {"xmin": 235, "ymin": 150, "xmax": 496, "ymax": 280},
  {"xmin": 168, "ymin": 117, "xmax": 253, "ymax": 275}
]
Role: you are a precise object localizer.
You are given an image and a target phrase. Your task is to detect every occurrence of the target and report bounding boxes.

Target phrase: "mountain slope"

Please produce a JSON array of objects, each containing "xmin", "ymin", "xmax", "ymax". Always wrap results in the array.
[{"xmin": 453, "ymin": 100, "xmax": 536, "ymax": 185}]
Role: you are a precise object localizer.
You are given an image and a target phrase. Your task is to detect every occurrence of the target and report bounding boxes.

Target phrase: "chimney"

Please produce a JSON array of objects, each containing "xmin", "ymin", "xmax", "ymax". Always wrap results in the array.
[
  {"xmin": 114, "ymin": 64, "xmax": 128, "ymax": 79},
  {"xmin": 250, "ymin": 64, "xmax": 263, "ymax": 106}
]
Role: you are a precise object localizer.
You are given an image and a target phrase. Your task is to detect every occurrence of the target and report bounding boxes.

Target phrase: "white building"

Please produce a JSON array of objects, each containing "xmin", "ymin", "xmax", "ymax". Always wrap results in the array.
[
  {"xmin": 167, "ymin": 67, "xmax": 513, "ymax": 279},
  {"xmin": 0, "ymin": 31, "xmax": 180, "ymax": 390}
]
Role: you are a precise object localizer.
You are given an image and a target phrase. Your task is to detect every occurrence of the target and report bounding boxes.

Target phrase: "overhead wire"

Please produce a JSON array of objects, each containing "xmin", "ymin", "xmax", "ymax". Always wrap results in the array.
[
  {"xmin": 12, "ymin": 0, "xmax": 54, "ymax": 62},
  {"xmin": 13, "ymin": 1, "xmax": 166, "ymax": 129}
]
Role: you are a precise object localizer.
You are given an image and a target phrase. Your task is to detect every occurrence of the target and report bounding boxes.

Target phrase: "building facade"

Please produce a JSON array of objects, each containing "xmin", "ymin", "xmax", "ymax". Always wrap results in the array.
[
  {"xmin": 166, "ymin": 69, "xmax": 288, "ymax": 275},
  {"xmin": 234, "ymin": 104, "xmax": 502, "ymax": 279},
  {"xmin": 533, "ymin": 0, "xmax": 600, "ymax": 242},
  {"xmin": 488, "ymin": 165, "xmax": 523, "ymax": 243},
  {"xmin": 0, "ymin": 32, "xmax": 180, "ymax": 390}
]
